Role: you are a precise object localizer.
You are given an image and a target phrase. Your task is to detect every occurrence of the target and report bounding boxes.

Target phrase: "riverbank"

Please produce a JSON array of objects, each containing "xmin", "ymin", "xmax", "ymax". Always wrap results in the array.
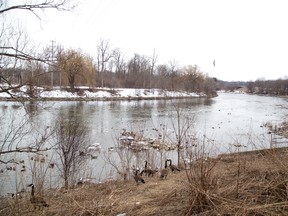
[
  {"xmin": 2, "ymin": 147, "xmax": 288, "ymax": 215},
  {"xmin": 0, "ymin": 86, "xmax": 210, "ymax": 101}
]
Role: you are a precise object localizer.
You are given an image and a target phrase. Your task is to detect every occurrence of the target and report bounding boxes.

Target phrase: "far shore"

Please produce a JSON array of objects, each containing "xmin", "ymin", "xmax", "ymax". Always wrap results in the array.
[{"xmin": 0, "ymin": 95, "xmax": 213, "ymax": 102}]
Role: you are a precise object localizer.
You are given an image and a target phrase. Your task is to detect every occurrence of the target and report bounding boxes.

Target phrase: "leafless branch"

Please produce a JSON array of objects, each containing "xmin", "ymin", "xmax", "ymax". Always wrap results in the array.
[
  {"xmin": 0, "ymin": 46, "xmax": 49, "ymax": 62},
  {"xmin": 0, "ymin": 0, "xmax": 72, "ymax": 15},
  {"xmin": 0, "ymin": 146, "xmax": 51, "ymax": 156}
]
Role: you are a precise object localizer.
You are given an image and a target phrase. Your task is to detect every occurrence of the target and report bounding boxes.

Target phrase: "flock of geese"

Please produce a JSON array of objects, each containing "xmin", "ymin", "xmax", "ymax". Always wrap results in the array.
[
  {"xmin": 24, "ymin": 159, "xmax": 180, "ymax": 210},
  {"xmin": 134, "ymin": 159, "xmax": 180, "ymax": 184}
]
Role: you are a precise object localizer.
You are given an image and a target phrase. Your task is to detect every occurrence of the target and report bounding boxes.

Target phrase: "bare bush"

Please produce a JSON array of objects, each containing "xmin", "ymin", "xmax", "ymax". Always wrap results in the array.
[
  {"xmin": 170, "ymin": 103, "xmax": 196, "ymax": 166},
  {"xmin": 54, "ymin": 106, "xmax": 90, "ymax": 188}
]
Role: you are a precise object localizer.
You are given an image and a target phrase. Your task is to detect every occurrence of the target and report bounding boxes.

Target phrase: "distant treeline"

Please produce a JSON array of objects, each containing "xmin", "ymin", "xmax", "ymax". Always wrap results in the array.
[
  {"xmin": 2, "ymin": 35, "xmax": 286, "ymax": 98},
  {"xmin": 1, "ymin": 48, "xmax": 219, "ymax": 97},
  {"xmin": 218, "ymin": 79, "xmax": 288, "ymax": 96}
]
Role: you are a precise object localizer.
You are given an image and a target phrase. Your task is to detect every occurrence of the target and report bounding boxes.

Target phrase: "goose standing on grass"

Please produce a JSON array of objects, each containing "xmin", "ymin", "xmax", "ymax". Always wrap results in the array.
[
  {"xmin": 141, "ymin": 160, "xmax": 158, "ymax": 177},
  {"xmin": 134, "ymin": 170, "xmax": 145, "ymax": 184},
  {"xmin": 28, "ymin": 184, "xmax": 49, "ymax": 209},
  {"xmin": 168, "ymin": 159, "xmax": 181, "ymax": 172},
  {"xmin": 160, "ymin": 159, "xmax": 169, "ymax": 179}
]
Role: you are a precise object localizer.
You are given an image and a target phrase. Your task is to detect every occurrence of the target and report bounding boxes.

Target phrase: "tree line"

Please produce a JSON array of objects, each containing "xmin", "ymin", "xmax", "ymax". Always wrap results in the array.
[
  {"xmin": 1, "ymin": 38, "xmax": 218, "ymax": 97},
  {"xmin": 218, "ymin": 78, "xmax": 288, "ymax": 96}
]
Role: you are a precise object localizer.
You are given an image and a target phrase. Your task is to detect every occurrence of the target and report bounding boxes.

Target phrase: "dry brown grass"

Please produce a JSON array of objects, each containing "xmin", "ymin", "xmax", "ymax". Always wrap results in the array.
[
  {"xmin": 3, "ymin": 173, "xmax": 188, "ymax": 216},
  {"xmin": 184, "ymin": 147, "xmax": 288, "ymax": 215},
  {"xmin": 2, "ymin": 147, "xmax": 288, "ymax": 215}
]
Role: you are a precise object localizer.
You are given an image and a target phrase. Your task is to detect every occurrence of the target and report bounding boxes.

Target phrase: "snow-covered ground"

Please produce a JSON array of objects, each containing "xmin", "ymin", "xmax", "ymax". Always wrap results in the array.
[{"xmin": 0, "ymin": 86, "xmax": 205, "ymax": 99}]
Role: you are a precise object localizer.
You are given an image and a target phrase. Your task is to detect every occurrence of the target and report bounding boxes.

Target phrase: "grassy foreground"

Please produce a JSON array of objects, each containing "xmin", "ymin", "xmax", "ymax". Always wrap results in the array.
[{"xmin": 2, "ymin": 147, "xmax": 288, "ymax": 215}]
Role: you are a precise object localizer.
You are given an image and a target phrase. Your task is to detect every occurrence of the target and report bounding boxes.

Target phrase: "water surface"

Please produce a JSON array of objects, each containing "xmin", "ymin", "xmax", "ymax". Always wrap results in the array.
[{"xmin": 1, "ymin": 93, "xmax": 287, "ymax": 195}]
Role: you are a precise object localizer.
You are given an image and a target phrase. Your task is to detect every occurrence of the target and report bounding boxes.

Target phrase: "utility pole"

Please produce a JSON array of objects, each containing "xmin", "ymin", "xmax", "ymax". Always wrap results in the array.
[{"xmin": 51, "ymin": 40, "xmax": 55, "ymax": 87}]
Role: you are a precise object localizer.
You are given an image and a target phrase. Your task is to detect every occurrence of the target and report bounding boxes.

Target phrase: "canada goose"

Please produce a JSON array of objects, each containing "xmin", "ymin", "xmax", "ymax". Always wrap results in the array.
[
  {"xmin": 20, "ymin": 165, "xmax": 26, "ymax": 172},
  {"xmin": 48, "ymin": 163, "xmax": 55, "ymax": 169},
  {"xmin": 28, "ymin": 184, "xmax": 49, "ymax": 209},
  {"xmin": 134, "ymin": 170, "xmax": 145, "ymax": 184},
  {"xmin": 160, "ymin": 159, "xmax": 169, "ymax": 179},
  {"xmin": 168, "ymin": 159, "xmax": 180, "ymax": 172},
  {"xmin": 91, "ymin": 155, "xmax": 98, "ymax": 159},
  {"xmin": 79, "ymin": 151, "xmax": 86, "ymax": 156},
  {"xmin": 141, "ymin": 160, "xmax": 158, "ymax": 177},
  {"xmin": 11, "ymin": 193, "xmax": 22, "ymax": 199}
]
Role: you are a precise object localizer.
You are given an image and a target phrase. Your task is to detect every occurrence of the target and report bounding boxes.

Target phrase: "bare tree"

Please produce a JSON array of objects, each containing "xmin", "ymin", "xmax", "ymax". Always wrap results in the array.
[
  {"xmin": 0, "ymin": 0, "xmax": 72, "ymax": 61},
  {"xmin": 202, "ymin": 76, "xmax": 218, "ymax": 97},
  {"xmin": 170, "ymin": 104, "xmax": 195, "ymax": 166},
  {"xmin": 180, "ymin": 65, "xmax": 204, "ymax": 93},
  {"xmin": 0, "ymin": 0, "xmax": 74, "ymax": 95},
  {"xmin": 149, "ymin": 49, "xmax": 157, "ymax": 89},
  {"xmin": 168, "ymin": 59, "xmax": 178, "ymax": 91},
  {"xmin": 155, "ymin": 64, "xmax": 169, "ymax": 89},
  {"xmin": 96, "ymin": 39, "xmax": 113, "ymax": 87},
  {"xmin": 126, "ymin": 53, "xmax": 150, "ymax": 88},
  {"xmin": 54, "ymin": 105, "xmax": 90, "ymax": 188},
  {"xmin": 112, "ymin": 48, "xmax": 126, "ymax": 87}
]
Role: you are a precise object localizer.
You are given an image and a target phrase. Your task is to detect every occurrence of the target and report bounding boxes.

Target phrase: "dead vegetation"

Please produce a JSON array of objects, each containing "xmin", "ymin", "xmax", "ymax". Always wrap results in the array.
[{"xmin": 2, "ymin": 148, "xmax": 288, "ymax": 215}]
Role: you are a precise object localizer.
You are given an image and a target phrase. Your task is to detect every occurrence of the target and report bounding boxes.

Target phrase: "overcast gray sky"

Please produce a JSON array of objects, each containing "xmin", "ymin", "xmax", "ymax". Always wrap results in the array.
[{"xmin": 21, "ymin": 0, "xmax": 288, "ymax": 81}]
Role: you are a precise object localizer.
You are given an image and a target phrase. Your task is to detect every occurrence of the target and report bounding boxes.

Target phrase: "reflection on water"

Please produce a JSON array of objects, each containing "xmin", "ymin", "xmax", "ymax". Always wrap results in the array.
[{"xmin": 1, "ymin": 93, "xmax": 288, "ymax": 195}]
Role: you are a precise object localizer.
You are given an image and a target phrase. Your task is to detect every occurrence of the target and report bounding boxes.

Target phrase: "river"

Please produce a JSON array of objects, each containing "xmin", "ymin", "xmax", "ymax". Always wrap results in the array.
[{"xmin": 0, "ymin": 92, "xmax": 288, "ymax": 196}]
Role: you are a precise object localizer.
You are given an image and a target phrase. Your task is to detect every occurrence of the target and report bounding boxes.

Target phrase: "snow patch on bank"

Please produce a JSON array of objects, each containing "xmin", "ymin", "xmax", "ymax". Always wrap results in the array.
[{"xmin": 0, "ymin": 86, "xmax": 204, "ymax": 99}]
